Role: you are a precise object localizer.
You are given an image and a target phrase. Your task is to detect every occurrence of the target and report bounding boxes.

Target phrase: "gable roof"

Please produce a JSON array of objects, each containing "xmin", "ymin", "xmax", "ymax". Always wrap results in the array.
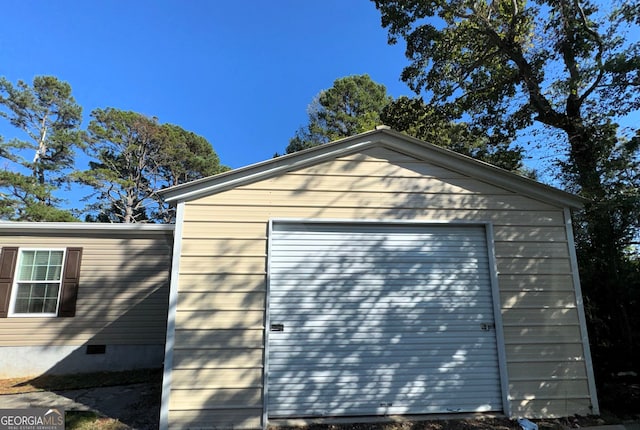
[{"xmin": 159, "ymin": 127, "xmax": 586, "ymax": 209}]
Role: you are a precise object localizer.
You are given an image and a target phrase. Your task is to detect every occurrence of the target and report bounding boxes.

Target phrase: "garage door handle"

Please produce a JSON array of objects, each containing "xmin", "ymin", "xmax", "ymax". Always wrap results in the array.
[
  {"xmin": 270, "ymin": 324, "xmax": 284, "ymax": 332},
  {"xmin": 480, "ymin": 323, "xmax": 495, "ymax": 331}
]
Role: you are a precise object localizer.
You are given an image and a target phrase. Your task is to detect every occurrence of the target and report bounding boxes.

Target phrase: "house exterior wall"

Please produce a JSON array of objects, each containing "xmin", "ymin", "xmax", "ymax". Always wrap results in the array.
[
  {"xmin": 166, "ymin": 147, "xmax": 596, "ymax": 429},
  {"xmin": 0, "ymin": 227, "xmax": 173, "ymax": 377}
]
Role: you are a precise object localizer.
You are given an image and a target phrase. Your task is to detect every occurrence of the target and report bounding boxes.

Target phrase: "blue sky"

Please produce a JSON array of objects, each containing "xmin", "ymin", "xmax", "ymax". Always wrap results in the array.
[
  {"xmin": 1, "ymin": 0, "xmax": 413, "ymax": 170},
  {"xmin": 3, "ymin": 0, "xmax": 637, "ymax": 196}
]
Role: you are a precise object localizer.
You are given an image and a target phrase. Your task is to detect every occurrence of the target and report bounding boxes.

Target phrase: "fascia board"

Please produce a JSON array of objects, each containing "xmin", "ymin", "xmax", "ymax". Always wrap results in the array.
[
  {"xmin": 160, "ymin": 128, "xmax": 586, "ymax": 210},
  {"xmin": 160, "ymin": 136, "xmax": 377, "ymax": 203},
  {"xmin": 0, "ymin": 222, "xmax": 175, "ymax": 235},
  {"xmin": 376, "ymin": 130, "xmax": 587, "ymax": 209}
]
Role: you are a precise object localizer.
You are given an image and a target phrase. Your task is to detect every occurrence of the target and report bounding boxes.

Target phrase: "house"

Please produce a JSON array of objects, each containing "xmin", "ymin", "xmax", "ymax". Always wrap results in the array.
[
  {"xmin": 157, "ymin": 127, "xmax": 599, "ymax": 429},
  {"xmin": 0, "ymin": 222, "xmax": 173, "ymax": 377},
  {"xmin": 0, "ymin": 127, "xmax": 599, "ymax": 429}
]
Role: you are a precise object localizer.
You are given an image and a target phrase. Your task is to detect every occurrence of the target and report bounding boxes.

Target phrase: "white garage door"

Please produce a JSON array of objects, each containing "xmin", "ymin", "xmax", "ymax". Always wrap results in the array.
[{"xmin": 267, "ymin": 222, "xmax": 503, "ymax": 418}]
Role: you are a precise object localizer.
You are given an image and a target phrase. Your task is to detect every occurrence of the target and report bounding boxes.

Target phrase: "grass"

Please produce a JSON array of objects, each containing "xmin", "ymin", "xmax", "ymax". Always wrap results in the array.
[
  {"xmin": 0, "ymin": 368, "xmax": 161, "ymax": 395},
  {"xmin": 65, "ymin": 411, "xmax": 129, "ymax": 430},
  {"xmin": 0, "ymin": 369, "xmax": 162, "ymax": 430}
]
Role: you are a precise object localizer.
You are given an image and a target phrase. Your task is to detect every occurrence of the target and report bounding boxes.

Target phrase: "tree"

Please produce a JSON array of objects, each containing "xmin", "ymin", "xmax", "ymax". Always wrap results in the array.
[
  {"xmin": 374, "ymin": 0, "xmax": 640, "ymax": 373},
  {"xmin": 381, "ymin": 96, "xmax": 524, "ymax": 171},
  {"xmin": 286, "ymin": 74, "xmax": 525, "ymax": 173},
  {"xmin": 286, "ymin": 74, "xmax": 392, "ymax": 153},
  {"xmin": 155, "ymin": 123, "xmax": 227, "ymax": 184},
  {"xmin": 77, "ymin": 108, "xmax": 226, "ymax": 223},
  {"xmin": 151, "ymin": 123, "xmax": 229, "ymax": 222},
  {"xmin": 0, "ymin": 75, "xmax": 83, "ymax": 221},
  {"xmin": 77, "ymin": 108, "xmax": 157, "ymax": 223}
]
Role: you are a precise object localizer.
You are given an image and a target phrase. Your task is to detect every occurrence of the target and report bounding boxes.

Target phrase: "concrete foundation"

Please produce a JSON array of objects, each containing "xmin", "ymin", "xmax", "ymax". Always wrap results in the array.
[{"xmin": 0, "ymin": 344, "xmax": 165, "ymax": 378}]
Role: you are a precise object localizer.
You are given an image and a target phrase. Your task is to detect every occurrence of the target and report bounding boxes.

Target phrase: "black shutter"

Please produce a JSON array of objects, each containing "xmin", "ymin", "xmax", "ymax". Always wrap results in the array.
[
  {"xmin": 0, "ymin": 247, "xmax": 18, "ymax": 318},
  {"xmin": 58, "ymin": 247, "xmax": 83, "ymax": 317}
]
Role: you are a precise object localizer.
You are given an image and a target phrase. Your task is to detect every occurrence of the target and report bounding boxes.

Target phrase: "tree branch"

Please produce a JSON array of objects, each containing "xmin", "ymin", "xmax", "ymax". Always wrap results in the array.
[
  {"xmin": 558, "ymin": 1, "xmax": 582, "ymax": 118},
  {"xmin": 574, "ymin": 0, "xmax": 605, "ymax": 105},
  {"xmin": 474, "ymin": 19, "xmax": 564, "ymax": 128}
]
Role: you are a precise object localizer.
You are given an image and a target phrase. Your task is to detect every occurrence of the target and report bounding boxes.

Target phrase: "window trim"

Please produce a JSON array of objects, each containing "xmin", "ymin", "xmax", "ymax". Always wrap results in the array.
[
  {"xmin": 8, "ymin": 248, "xmax": 67, "ymax": 318},
  {"xmin": 0, "ymin": 246, "xmax": 83, "ymax": 319}
]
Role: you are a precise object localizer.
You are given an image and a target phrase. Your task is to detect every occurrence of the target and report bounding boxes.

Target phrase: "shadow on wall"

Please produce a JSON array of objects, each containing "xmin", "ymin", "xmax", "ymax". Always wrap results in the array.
[
  {"xmin": 271, "ymin": 153, "xmax": 587, "ymax": 418},
  {"xmin": 263, "ymin": 229, "xmax": 589, "ymax": 419},
  {"xmin": 172, "ymin": 152, "xmax": 590, "ymax": 427},
  {"xmin": 266, "ymin": 222, "xmax": 503, "ymax": 418},
  {"xmin": 3, "ymin": 231, "xmax": 172, "ymax": 428}
]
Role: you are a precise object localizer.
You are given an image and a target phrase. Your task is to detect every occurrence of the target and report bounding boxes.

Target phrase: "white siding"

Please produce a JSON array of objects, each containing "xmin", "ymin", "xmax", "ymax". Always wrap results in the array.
[{"xmin": 166, "ymin": 145, "xmax": 595, "ymax": 429}]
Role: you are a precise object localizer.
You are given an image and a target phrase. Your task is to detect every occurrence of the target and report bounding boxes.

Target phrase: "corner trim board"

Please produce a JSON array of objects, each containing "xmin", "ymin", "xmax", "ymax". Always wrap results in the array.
[
  {"xmin": 263, "ymin": 219, "xmax": 274, "ymax": 430},
  {"xmin": 485, "ymin": 223, "xmax": 512, "ymax": 416},
  {"xmin": 563, "ymin": 208, "xmax": 600, "ymax": 414},
  {"xmin": 159, "ymin": 201, "xmax": 185, "ymax": 430}
]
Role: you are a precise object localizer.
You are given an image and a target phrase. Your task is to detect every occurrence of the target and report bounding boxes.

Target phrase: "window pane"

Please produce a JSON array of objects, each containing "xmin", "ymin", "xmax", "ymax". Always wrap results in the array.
[
  {"xmin": 28, "ymin": 298, "xmax": 45, "ymax": 313},
  {"xmin": 46, "ymin": 265, "xmax": 62, "ymax": 281},
  {"xmin": 18, "ymin": 250, "xmax": 64, "ymax": 281},
  {"xmin": 14, "ymin": 298, "xmax": 29, "ymax": 313},
  {"xmin": 43, "ymin": 298, "xmax": 58, "ymax": 313},
  {"xmin": 14, "ymin": 282, "xmax": 60, "ymax": 314},
  {"xmin": 31, "ymin": 284, "xmax": 46, "ymax": 297},
  {"xmin": 19, "ymin": 263, "xmax": 34, "ymax": 281},
  {"xmin": 34, "ymin": 251, "xmax": 50, "ymax": 265},
  {"xmin": 45, "ymin": 284, "xmax": 60, "ymax": 299},
  {"xmin": 33, "ymin": 265, "xmax": 48, "ymax": 281},
  {"xmin": 49, "ymin": 252, "xmax": 63, "ymax": 266},
  {"xmin": 16, "ymin": 284, "xmax": 33, "ymax": 298},
  {"xmin": 21, "ymin": 251, "xmax": 35, "ymax": 266}
]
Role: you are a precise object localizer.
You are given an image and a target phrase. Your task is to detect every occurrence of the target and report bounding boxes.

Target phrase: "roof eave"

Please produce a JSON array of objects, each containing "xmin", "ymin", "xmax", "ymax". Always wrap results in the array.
[
  {"xmin": 159, "ymin": 130, "xmax": 382, "ymax": 203},
  {"xmin": 0, "ymin": 222, "xmax": 175, "ymax": 235},
  {"xmin": 159, "ymin": 128, "xmax": 587, "ymax": 210},
  {"xmin": 375, "ymin": 130, "xmax": 588, "ymax": 209}
]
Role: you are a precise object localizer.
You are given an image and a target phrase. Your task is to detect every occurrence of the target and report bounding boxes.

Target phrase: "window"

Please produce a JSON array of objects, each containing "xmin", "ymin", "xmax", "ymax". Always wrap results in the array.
[
  {"xmin": 0, "ymin": 246, "xmax": 83, "ymax": 318},
  {"xmin": 11, "ymin": 250, "xmax": 65, "ymax": 315}
]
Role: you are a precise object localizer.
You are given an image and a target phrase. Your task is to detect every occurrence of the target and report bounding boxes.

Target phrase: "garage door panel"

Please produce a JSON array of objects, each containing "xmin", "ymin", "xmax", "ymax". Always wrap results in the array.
[
  {"xmin": 272, "ymin": 256, "xmax": 490, "ymax": 264},
  {"xmin": 270, "ymin": 299, "xmax": 496, "ymax": 310},
  {"xmin": 268, "ymin": 322, "xmax": 496, "ymax": 333},
  {"xmin": 267, "ymin": 222, "xmax": 502, "ymax": 418},
  {"xmin": 271, "ymin": 400, "xmax": 500, "ymax": 417},
  {"xmin": 271, "ymin": 266, "xmax": 489, "ymax": 275},
  {"xmin": 269, "ymin": 349, "xmax": 500, "ymax": 362},
  {"xmin": 269, "ymin": 359, "xmax": 501, "ymax": 370},
  {"xmin": 270, "ymin": 380, "xmax": 502, "ymax": 416},
  {"xmin": 270, "ymin": 298, "xmax": 492, "ymax": 308},
  {"xmin": 269, "ymin": 383, "xmax": 502, "ymax": 399},
  {"xmin": 268, "ymin": 365, "xmax": 502, "ymax": 378},
  {"xmin": 271, "ymin": 278, "xmax": 489, "ymax": 287},
  {"xmin": 269, "ymin": 338, "xmax": 500, "ymax": 349},
  {"xmin": 270, "ymin": 386, "xmax": 502, "ymax": 401}
]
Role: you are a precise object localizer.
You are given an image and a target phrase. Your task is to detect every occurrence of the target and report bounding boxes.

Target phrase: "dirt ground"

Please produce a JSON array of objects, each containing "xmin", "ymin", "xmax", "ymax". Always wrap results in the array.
[
  {"xmin": 272, "ymin": 415, "xmax": 614, "ymax": 430},
  {"xmin": 2, "ymin": 369, "xmax": 638, "ymax": 430}
]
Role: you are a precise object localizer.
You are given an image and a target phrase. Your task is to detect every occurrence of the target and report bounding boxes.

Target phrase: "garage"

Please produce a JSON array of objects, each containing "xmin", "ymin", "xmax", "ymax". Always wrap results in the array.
[
  {"xmin": 160, "ymin": 128, "xmax": 598, "ymax": 429},
  {"xmin": 267, "ymin": 221, "xmax": 506, "ymax": 418}
]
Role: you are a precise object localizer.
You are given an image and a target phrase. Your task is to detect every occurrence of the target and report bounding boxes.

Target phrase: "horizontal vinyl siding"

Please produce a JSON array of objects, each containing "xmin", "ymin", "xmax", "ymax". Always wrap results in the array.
[
  {"xmin": 168, "ymin": 410, "xmax": 261, "ymax": 430},
  {"xmin": 0, "ymin": 233, "xmax": 172, "ymax": 346},
  {"xmin": 169, "ymin": 147, "xmax": 591, "ymax": 428}
]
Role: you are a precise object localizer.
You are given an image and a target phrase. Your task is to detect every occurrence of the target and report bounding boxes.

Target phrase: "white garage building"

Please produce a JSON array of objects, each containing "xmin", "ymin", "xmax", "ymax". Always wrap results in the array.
[{"xmin": 158, "ymin": 128, "xmax": 598, "ymax": 429}]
